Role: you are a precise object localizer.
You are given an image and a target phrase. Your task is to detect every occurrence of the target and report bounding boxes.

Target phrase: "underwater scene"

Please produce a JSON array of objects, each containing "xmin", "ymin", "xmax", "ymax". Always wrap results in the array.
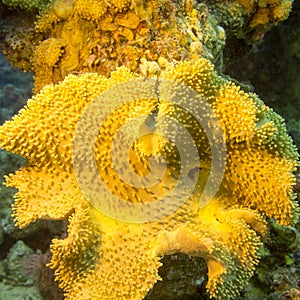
[{"xmin": 0, "ymin": 0, "xmax": 299, "ymax": 299}]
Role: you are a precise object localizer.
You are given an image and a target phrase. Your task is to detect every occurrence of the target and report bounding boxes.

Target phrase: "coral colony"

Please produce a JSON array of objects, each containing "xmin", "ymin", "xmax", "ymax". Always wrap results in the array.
[{"xmin": 0, "ymin": 1, "xmax": 298, "ymax": 299}]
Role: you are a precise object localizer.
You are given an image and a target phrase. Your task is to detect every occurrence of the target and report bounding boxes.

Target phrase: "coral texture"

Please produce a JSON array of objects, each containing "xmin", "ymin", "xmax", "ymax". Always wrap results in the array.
[
  {"xmin": 0, "ymin": 0, "xmax": 294, "ymax": 92},
  {"xmin": 0, "ymin": 0, "xmax": 225, "ymax": 92},
  {"xmin": 207, "ymin": 0, "xmax": 293, "ymax": 41},
  {"xmin": 0, "ymin": 58, "xmax": 298, "ymax": 299},
  {"xmin": 2, "ymin": 0, "xmax": 49, "ymax": 10},
  {"xmin": 30, "ymin": 0, "xmax": 226, "ymax": 92}
]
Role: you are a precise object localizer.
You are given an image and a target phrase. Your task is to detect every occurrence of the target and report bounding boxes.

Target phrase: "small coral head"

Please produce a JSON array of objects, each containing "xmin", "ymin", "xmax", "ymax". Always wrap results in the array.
[{"xmin": 73, "ymin": 77, "xmax": 226, "ymax": 223}]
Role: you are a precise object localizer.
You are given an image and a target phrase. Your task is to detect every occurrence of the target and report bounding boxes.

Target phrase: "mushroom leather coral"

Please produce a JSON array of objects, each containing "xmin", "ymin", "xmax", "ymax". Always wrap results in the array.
[{"xmin": 0, "ymin": 58, "xmax": 299, "ymax": 299}]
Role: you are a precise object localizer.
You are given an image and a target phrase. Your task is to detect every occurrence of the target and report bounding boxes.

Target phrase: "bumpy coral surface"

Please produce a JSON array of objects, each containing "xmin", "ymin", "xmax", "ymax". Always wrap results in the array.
[
  {"xmin": 2, "ymin": 0, "xmax": 49, "ymax": 10},
  {"xmin": 0, "ymin": 58, "xmax": 298, "ymax": 299},
  {"xmin": 30, "ymin": 0, "xmax": 226, "ymax": 92},
  {"xmin": 207, "ymin": 0, "xmax": 294, "ymax": 41},
  {"xmin": 1, "ymin": 0, "xmax": 294, "ymax": 93}
]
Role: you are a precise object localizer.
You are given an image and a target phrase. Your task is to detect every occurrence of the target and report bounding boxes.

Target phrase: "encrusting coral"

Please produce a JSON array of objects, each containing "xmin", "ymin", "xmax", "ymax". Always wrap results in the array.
[
  {"xmin": 0, "ymin": 58, "xmax": 298, "ymax": 299},
  {"xmin": 31, "ymin": 0, "xmax": 226, "ymax": 93},
  {"xmin": 1, "ymin": 0, "xmax": 293, "ymax": 93},
  {"xmin": 0, "ymin": 0, "xmax": 225, "ymax": 92}
]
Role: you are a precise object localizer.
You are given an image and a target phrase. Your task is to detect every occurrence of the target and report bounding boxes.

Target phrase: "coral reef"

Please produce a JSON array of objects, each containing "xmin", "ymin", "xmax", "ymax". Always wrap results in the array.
[
  {"xmin": 23, "ymin": 249, "xmax": 64, "ymax": 299},
  {"xmin": 0, "ymin": 0, "xmax": 299, "ymax": 300},
  {"xmin": 222, "ymin": 14, "xmax": 300, "ymax": 299},
  {"xmin": 224, "ymin": 0, "xmax": 300, "ymax": 154},
  {"xmin": 0, "ymin": 0, "xmax": 227, "ymax": 92},
  {"xmin": 206, "ymin": 0, "xmax": 294, "ymax": 42},
  {"xmin": 0, "ymin": 53, "xmax": 64, "ymax": 300},
  {"xmin": 0, "ymin": 0, "xmax": 293, "ymax": 91},
  {"xmin": 145, "ymin": 254, "xmax": 209, "ymax": 299},
  {"xmin": 2, "ymin": 0, "xmax": 49, "ymax": 10},
  {"xmin": 30, "ymin": 0, "xmax": 226, "ymax": 92},
  {"xmin": 0, "ymin": 240, "xmax": 42, "ymax": 299},
  {"xmin": 0, "ymin": 58, "xmax": 298, "ymax": 299},
  {"xmin": 2, "ymin": 0, "xmax": 293, "ymax": 93},
  {"xmin": 0, "ymin": 3, "xmax": 40, "ymax": 70}
]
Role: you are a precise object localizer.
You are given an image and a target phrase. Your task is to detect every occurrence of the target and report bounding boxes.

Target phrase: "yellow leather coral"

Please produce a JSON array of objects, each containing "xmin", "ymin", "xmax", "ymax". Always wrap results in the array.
[{"xmin": 0, "ymin": 58, "xmax": 298, "ymax": 299}]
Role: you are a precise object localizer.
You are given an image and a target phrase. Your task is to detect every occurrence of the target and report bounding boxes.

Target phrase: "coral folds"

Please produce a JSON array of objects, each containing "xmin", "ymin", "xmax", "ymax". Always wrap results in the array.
[{"xmin": 0, "ymin": 58, "xmax": 298, "ymax": 299}]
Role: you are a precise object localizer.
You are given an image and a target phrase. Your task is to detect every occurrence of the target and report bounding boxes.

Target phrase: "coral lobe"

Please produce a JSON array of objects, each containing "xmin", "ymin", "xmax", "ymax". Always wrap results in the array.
[{"xmin": 0, "ymin": 58, "xmax": 298, "ymax": 299}]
